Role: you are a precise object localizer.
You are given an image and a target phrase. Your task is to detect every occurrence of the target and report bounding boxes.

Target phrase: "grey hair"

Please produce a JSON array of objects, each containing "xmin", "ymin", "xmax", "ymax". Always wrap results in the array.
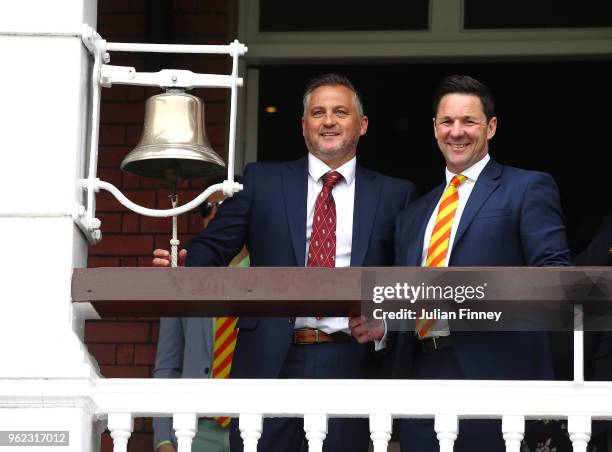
[{"xmin": 302, "ymin": 73, "xmax": 364, "ymax": 117}]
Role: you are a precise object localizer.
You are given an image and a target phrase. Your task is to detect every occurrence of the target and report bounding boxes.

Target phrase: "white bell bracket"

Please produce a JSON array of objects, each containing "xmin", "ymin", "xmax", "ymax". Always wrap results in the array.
[{"xmin": 77, "ymin": 24, "xmax": 247, "ymax": 244}]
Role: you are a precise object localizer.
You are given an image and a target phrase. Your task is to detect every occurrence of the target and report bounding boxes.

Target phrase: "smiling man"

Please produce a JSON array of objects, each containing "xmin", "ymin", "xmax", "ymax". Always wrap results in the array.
[
  {"xmin": 390, "ymin": 75, "xmax": 571, "ymax": 452},
  {"xmin": 434, "ymin": 91, "xmax": 496, "ymax": 174},
  {"xmin": 302, "ymin": 82, "xmax": 368, "ymax": 168},
  {"xmin": 186, "ymin": 73, "xmax": 416, "ymax": 452}
]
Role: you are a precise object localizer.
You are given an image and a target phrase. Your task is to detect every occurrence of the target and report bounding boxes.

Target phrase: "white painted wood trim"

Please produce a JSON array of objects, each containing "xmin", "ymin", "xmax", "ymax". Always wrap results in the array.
[{"xmin": 238, "ymin": 0, "xmax": 612, "ymax": 61}]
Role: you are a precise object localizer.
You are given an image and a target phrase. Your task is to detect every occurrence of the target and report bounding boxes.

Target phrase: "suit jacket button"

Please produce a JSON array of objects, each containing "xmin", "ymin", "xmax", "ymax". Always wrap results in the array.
[{"xmin": 204, "ymin": 367, "xmax": 210, "ymax": 375}]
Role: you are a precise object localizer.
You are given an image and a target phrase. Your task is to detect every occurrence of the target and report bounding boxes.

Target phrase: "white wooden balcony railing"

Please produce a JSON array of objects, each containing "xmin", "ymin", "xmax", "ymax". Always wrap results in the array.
[
  {"xmin": 68, "ymin": 267, "xmax": 612, "ymax": 451},
  {"xmin": 6, "ymin": 377, "xmax": 612, "ymax": 452}
]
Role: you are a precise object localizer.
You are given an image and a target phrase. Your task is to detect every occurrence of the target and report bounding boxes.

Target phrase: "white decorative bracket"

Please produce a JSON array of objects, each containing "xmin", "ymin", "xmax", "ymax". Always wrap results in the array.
[{"xmin": 77, "ymin": 24, "xmax": 248, "ymax": 244}]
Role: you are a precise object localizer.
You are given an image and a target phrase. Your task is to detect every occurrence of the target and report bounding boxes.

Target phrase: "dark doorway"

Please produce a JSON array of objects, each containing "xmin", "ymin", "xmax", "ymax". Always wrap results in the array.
[{"xmin": 257, "ymin": 60, "xmax": 612, "ymax": 253}]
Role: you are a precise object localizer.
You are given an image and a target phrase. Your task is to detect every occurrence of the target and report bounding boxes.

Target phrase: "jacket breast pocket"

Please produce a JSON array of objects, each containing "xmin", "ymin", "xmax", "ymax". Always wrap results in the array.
[{"xmin": 475, "ymin": 208, "xmax": 511, "ymax": 219}]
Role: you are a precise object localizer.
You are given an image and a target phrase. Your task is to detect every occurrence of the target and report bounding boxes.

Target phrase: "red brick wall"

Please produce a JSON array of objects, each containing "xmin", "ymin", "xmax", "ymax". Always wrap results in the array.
[{"xmin": 86, "ymin": 1, "xmax": 235, "ymax": 450}]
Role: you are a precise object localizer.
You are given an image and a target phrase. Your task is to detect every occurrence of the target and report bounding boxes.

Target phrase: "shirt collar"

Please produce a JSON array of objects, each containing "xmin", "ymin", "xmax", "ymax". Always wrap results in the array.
[
  {"xmin": 308, "ymin": 153, "xmax": 356, "ymax": 185},
  {"xmin": 445, "ymin": 153, "xmax": 490, "ymax": 185}
]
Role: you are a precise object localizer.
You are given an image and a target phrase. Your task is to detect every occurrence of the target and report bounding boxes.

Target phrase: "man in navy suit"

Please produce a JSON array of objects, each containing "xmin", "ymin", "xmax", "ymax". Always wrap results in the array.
[
  {"xmin": 186, "ymin": 73, "xmax": 416, "ymax": 452},
  {"xmin": 388, "ymin": 75, "xmax": 571, "ymax": 452}
]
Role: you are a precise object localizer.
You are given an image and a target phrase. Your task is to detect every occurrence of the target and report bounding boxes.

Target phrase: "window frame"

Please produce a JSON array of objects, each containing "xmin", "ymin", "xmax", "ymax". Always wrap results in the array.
[{"xmin": 235, "ymin": 0, "xmax": 612, "ymax": 165}]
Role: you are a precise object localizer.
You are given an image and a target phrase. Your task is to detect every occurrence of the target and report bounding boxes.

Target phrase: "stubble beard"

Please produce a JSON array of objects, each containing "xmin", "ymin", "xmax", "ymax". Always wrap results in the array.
[{"xmin": 306, "ymin": 135, "xmax": 359, "ymax": 166}]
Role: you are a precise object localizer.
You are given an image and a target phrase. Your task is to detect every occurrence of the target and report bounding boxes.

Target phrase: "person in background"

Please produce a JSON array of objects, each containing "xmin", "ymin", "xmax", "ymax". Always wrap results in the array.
[{"xmin": 152, "ymin": 175, "xmax": 248, "ymax": 452}]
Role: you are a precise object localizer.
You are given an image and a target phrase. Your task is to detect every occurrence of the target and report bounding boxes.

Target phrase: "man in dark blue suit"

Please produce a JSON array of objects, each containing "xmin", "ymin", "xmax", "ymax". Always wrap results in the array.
[
  {"xmin": 186, "ymin": 73, "xmax": 416, "ymax": 452},
  {"xmin": 390, "ymin": 75, "xmax": 571, "ymax": 452}
]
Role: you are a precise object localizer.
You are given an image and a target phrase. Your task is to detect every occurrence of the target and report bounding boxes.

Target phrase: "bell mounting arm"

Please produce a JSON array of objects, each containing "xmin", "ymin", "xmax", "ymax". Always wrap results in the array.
[{"xmin": 100, "ymin": 67, "xmax": 244, "ymax": 90}]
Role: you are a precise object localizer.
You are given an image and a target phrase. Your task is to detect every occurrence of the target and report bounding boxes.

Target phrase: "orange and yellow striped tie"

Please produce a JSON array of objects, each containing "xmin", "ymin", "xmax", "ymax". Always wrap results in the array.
[
  {"xmin": 416, "ymin": 174, "xmax": 467, "ymax": 338},
  {"xmin": 212, "ymin": 316, "xmax": 238, "ymax": 427}
]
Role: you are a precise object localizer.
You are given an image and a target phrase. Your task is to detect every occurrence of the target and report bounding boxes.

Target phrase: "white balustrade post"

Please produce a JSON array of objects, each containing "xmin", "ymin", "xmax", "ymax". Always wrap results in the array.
[
  {"xmin": 435, "ymin": 414, "xmax": 458, "ymax": 452},
  {"xmin": 369, "ymin": 414, "xmax": 392, "ymax": 452},
  {"xmin": 568, "ymin": 415, "xmax": 591, "ymax": 452},
  {"xmin": 574, "ymin": 304, "xmax": 585, "ymax": 384},
  {"xmin": 304, "ymin": 414, "xmax": 327, "ymax": 452},
  {"xmin": 107, "ymin": 413, "xmax": 133, "ymax": 452},
  {"xmin": 502, "ymin": 415, "xmax": 525, "ymax": 452},
  {"xmin": 173, "ymin": 413, "xmax": 198, "ymax": 452},
  {"xmin": 239, "ymin": 414, "xmax": 263, "ymax": 452}
]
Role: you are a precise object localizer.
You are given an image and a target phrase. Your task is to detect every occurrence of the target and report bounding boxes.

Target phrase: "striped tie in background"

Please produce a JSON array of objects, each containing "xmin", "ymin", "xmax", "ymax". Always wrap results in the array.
[{"xmin": 212, "ymin": 316, "xmax": 238, "ymax": 427}]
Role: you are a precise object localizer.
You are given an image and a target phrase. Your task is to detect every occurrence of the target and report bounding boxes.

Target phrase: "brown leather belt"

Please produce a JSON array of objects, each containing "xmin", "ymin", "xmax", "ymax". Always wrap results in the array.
[{"xmin": 293, "ymin": 328, "xmax": 352, "ymax": 344}]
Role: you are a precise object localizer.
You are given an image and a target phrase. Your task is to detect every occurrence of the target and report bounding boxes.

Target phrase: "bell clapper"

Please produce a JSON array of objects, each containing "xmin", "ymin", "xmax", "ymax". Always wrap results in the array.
[{"xmin": 169, "ymin": 183, "xmax": 180, "ymax": 268}]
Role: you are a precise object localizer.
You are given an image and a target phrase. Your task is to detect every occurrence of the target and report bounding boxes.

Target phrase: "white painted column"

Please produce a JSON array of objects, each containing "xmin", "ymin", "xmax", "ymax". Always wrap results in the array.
[
  {"xmin": 502, "ymin": 415, "xmax": 525, "ymax": 452},
  {"xmin": 108, "ymin": 413, "xmax": 133, "ymax": 452},
  {"xmin": 568, "ymin": 415, "xmax": 591, "ymax": 452},
  {"xmin": 304, "ymin": 414, "xmax": 327, "ymax": 452},
  {"xmin": 239, "ymin": 414, "xmax": 263, "ymax": 452},
  {"xmin": 173, "ymin": 413, "xmax": 197, "ymax": 452},
  {"xmin": 0, "ymin": 0, "xmax": 98, "ymax": 378},
  {"xmin": 435, "ymin": 414, "xmax": 458, "ymax": 452},
  {"xmin": 0, "ymin": 2, "xmax": 100, "ymax": 452},
  {"xmin": 370, "ymin": 414, "xmax": 392, "ymax": 452}
]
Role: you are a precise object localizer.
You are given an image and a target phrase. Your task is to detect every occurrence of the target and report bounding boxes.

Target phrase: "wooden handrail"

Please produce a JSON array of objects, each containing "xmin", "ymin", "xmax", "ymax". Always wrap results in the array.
[{"xmin": 72, "ymin": 267, "xmax": 612, "ymax": 319}]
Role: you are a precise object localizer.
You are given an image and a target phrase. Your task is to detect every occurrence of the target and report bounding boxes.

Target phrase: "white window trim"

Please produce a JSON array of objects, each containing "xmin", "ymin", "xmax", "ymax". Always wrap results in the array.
[
  {"xmin": 235, "ymin": 0, "xmax": 612, "ymax": 165},
  {"xmin": 239, "ymin": 0, "xmax": 612, "ymax": 62}
]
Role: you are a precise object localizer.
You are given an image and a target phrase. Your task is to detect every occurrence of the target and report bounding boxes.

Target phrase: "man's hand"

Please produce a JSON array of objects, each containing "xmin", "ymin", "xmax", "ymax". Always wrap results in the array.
[
  {"xmin": 152, "ymin": 248, "xmax": 187, "ymax": 267},
  {"xmin": 156, "ymin": 444, "xmax": 177, "ymax": 452},
  {"xmin": 349, "ymin": 315, "xmax": 385, "ymax": 343}
]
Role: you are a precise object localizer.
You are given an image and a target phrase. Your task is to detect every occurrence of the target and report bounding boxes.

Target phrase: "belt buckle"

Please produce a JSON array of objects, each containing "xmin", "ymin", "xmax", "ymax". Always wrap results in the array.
[{"xmin": 294, "ymin": 329, "xmax": 318, "ymax": 345}]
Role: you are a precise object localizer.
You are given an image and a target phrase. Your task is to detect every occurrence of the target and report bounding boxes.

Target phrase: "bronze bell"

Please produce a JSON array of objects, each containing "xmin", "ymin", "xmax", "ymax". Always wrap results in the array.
[{"xmin": 120, "ymin": 91, "xmax": 226, "ymax": 183}]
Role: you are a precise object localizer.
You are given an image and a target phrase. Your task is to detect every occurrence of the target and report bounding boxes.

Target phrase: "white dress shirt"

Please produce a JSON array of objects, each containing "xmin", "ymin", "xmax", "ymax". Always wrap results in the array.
[
  {"xmin": 419, "ymin": 153, "xmax": 490, "ymax": 336},
  {"xmin": 294, "ymin": 153, "xmax": 355, "ymax": 334}
]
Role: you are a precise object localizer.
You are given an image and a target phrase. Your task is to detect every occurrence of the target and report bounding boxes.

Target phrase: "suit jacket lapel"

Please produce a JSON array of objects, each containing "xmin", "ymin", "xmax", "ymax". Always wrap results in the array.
[
  {"xmin": 451, "ymin": 159, "xmax": 502, "ymax": 250},
  {"xmin": 406, "ymin": 185, "xmax": 444, "ymax": 266},
  {"xmin": 350, "ymin": 165, "xmax": 380, "ymax": 266},
  {"xmin": 282, "ymin": 157, "xmax": 308, "ymax": 266}
]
